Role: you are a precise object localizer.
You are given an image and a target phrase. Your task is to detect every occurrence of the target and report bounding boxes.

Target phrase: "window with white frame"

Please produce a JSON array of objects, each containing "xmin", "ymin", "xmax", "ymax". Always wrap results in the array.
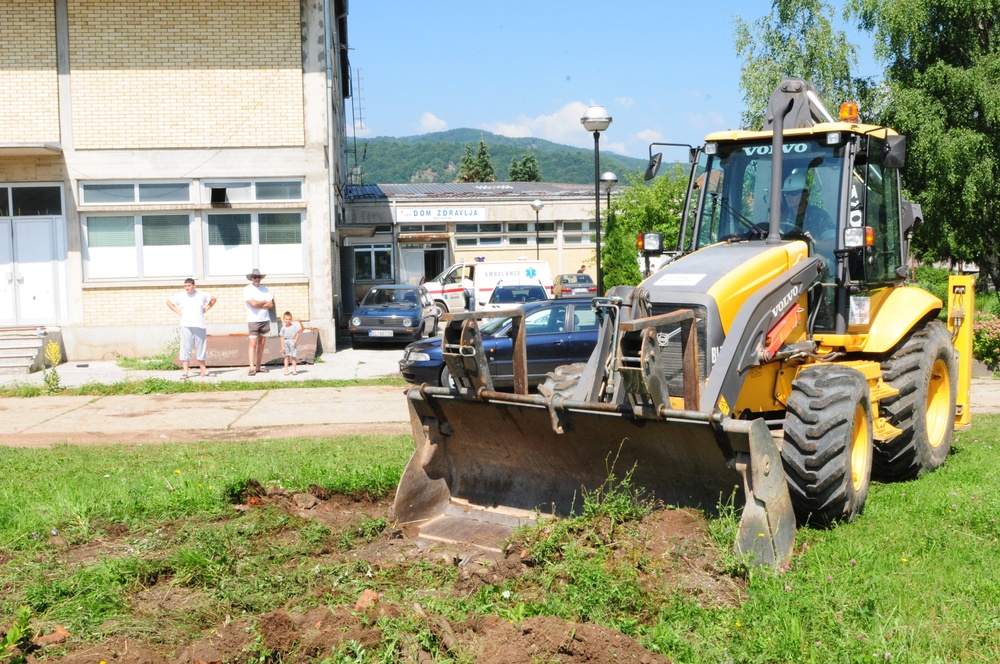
[
  {"xmin": 85, "ymin": 214, "xmax": 193, "ymax": 279},
  {"xmin": 506, "ymin": 221, "xmax": 555, "ymax": 246},
  {"xmin": 563, "ymin": 220, "xmax": 595, "ymax": 244},
  {"xmin": 455, "ymin": 222, "xmax": 502, "ymax": 247},
  {"xmin": 206, "ymin": 212, "xmax": 304, "ymax": 277},
  {"xmin": 203, "ymin": 180, "xmax": 303, "ymax": 204},
  {"xmin": 354, "ymin": 244, "xmax": 393, "ymax": 281},
  {"xmin": 80, "ymin": 182, "xmax": 191, "ymax": 205},
  {"xmin": 79, "ymin": 179, "xmax": 307, "ymax": 281}
]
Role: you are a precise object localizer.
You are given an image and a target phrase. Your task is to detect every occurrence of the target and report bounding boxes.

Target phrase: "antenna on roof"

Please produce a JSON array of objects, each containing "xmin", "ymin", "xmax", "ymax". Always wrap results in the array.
[{"xmin": 349, "ymin": 68, "xmax": 366, "ymax": 184}]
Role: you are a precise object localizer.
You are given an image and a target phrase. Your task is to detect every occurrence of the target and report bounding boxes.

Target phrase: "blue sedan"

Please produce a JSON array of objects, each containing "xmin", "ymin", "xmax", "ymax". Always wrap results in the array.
[
  {"xmin": 349, "ymin": 285, "xmax": 438, "ymax": 349},
  {"xmin": 398, "ymin": 297, "xmax": 600, "ymax": 388}
]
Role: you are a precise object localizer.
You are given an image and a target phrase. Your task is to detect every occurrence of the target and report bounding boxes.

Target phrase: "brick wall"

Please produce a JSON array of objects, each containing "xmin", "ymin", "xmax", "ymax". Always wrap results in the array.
[
  {"xmin": 0, "ymin": 156, "xmax": 65, "ymax": 183},
  {"xmin": 0, "ymin": 0, "xmax": 60, "ymax": 143},
  {"xmin": 68, "ymin": 0, "xmax": 304, "ymax": 149},
  {"xmin": 82, "ymin": 282, "xmax": 311, "ymax": 327}
]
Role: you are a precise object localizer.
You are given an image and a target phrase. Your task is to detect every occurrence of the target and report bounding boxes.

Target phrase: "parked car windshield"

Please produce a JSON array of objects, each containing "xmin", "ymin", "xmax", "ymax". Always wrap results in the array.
[
  {"xmin": 560, "ymin": 274, "xmax": 593, "ymax": 286},
  {"xmin": 489, "ymin": 285, "xmax": 547, "ymax": 304},
  {"xmin": 361, "ymin": 287, "xmax": 419, "ymax": 307}
]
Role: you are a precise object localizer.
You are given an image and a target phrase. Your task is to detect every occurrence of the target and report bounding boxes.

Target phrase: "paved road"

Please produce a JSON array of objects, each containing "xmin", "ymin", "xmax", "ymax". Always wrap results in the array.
[
  {"xmin": 0, "ymin": 345, "xmax": 415, "ymax": 447},
  {"xmin": 0, "ymin": 345, "xmax": 997, "ymax": 447}
]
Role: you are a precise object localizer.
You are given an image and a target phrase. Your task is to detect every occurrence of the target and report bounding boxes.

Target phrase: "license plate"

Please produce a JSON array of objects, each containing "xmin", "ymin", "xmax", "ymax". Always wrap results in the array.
[
  {"xmin": 368, "ymin": 329, "xmax": 393, "ymax": 337},
  {"xmin": 573, "ymin": 287, "xmax": 589, "ymax": 293}
]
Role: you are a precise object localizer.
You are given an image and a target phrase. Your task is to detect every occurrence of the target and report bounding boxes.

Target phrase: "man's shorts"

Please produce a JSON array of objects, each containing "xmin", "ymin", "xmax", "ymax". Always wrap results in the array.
[
  {"xmin": 248, "ymin": 321, "xmax": 271, "ymax": 338},
  {"xmin": 179, "ymin": 326, "xmax": 208, "ymax": 361}
]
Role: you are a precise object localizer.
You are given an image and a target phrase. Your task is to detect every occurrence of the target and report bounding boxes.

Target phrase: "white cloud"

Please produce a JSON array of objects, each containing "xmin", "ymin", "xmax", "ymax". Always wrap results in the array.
[
  {"xmin": 686, "ymin": 111, "xmax": 728, "ymax": 133},
  {"xmin": 480, "ymin": 101, "xmax": 601, "ymax": 150},
  {"xmin": 615, "ymin": 96, "xmax": 635, "ymax": 108},
  {"xmin": 352, "ymin": 120, "xmax": 371, "ymax": 138},
  {"xmin": 634, "ymin": 129, "xmax": 663, "ymax": 144},
  {"xmin": 419, "ymin": 112, "xmax": 448, "ymax": 133},
  {"xmin": 604, "ymin": 141, "xmax": 629, "ymax": 156}
]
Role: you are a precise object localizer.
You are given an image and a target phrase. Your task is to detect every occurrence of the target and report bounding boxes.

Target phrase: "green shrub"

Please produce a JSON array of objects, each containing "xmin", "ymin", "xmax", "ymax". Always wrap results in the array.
[
  {"xmin": 913, "ymin": 264, "xmax": 950, "ymax": 303},
  {"xmin": 973, "ymin": 312, "xmax": 1000, "ymax": 369}
]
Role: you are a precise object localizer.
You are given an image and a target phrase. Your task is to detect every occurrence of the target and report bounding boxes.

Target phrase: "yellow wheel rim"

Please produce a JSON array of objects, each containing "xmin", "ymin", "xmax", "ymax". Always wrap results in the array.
[
  {"xmin": 851, "ymin": 403, "xmax": 871, "ymax": 492},
  {"xmin": 926, "ymin": 358, "xmax": 951, "ymax": 448}
]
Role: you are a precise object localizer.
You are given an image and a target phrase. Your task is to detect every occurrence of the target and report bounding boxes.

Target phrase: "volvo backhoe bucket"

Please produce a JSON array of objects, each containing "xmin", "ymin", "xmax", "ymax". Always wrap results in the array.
[{"xmin": 393, "ymin": 385, "xmax": 795, "ymax": 567}]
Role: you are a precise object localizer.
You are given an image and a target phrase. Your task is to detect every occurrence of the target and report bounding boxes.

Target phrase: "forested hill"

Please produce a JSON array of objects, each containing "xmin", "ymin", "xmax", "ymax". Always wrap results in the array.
[{"xmin": 347, "ymin": 129, "xmax": 648, "ymax": 185}]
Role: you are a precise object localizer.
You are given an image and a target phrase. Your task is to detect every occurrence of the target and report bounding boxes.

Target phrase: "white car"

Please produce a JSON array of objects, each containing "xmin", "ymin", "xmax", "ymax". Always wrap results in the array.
[{"xmin": 479, "ymin": 284, "xmax": 549, "ymax": 311}]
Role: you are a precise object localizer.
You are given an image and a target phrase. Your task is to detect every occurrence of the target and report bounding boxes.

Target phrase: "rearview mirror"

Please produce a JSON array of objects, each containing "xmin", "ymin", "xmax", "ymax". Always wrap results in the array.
[
  {"xmin": 644, "ymin": 153, "xmax": 663, "ymax": 181},
  {"xmin": 884, "ymin": 135, "xmax": 906, "ymax": 168}
]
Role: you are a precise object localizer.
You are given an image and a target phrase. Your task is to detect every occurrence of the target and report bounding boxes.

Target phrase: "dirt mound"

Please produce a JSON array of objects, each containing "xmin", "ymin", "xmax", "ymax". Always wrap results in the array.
[{"xmin": 22, "ymin": 487, "xmax": 737, "ymax": 663}]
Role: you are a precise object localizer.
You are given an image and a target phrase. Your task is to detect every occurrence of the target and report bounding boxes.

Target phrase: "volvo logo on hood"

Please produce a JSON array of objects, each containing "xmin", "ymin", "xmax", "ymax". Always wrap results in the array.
[{"xmin": 771, "ymin": 285, "xmax": 801, "ymax": 318}]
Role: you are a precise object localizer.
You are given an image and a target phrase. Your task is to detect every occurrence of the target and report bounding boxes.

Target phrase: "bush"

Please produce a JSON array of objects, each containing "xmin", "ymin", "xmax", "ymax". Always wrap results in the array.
[
  {"xmin": 913, "ymin": 265, "xmax": 950, "ymax": 303},
  {"xmin": 973, "ymin": 312, "xmax": 1000, "ymax": 370}
]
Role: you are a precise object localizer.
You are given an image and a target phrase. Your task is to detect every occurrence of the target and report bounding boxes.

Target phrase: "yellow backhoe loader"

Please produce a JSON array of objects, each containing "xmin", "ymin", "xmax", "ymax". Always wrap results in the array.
[{"xmin": 392, "ymin": 78, "xmax": 975, "ymax": 567}]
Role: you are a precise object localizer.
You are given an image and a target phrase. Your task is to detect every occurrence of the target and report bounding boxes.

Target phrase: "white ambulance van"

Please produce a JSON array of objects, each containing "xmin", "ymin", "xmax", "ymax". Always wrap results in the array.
[{"xmin": 423, "ymin": 260, "xmax": 553, "ymax": 315}]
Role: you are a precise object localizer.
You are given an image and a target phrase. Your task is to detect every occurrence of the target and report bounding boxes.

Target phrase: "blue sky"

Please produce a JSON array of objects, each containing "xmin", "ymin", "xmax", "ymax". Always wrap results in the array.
[{"xmin": 348, "ymin": 2, "xmax": 880, "ymax": 160}]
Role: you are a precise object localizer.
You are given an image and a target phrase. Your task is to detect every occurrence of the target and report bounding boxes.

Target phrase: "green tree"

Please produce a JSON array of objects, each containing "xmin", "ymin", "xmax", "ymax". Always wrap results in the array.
[
  {"xmin": 456, "ymin": 138, "xmax": 497, "ymax": 182},
  {"xmin": 851, "ymin": 0, "xmax": 1000, "ymax": 293},
  {"xmin": 601, "ymin": 165, "xmax": 688, "ymax": 290},
  {"xmin": 509, "ymin": 153, "xmax": 541, "ymax": 181},
  {"xmin": 733, "ymin": 0, "xmax": 859, "ymax": 128},
  {"xmin": 457, "ymin": 145, "xmax": 476, "ymax": 183},
  {"xmin": 474, "ymin": 138, "xmax": 497, "ymax": 182}
]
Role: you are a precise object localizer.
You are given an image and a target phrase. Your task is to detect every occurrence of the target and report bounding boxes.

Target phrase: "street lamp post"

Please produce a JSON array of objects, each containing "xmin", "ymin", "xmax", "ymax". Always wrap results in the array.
[
  {"xmin": 581, "ymin": 105, "xmax": 612, "ymax": 294},
  {"xmin": 600, "ymin": 173, "xmax": 617, "ymax": 287},
  {"xmin": 600, "ymin": 170, "xmax": 617, "ymax": 223},
  {"xmin": 531, "ymin": 199, "xmax": 544, "ymax": 259}
]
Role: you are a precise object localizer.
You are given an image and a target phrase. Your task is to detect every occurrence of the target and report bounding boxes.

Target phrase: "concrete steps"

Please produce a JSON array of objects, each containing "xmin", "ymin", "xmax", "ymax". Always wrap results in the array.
[{"xmin": 0, "ymin": 328, "xmax": 51, "ymax": 376}]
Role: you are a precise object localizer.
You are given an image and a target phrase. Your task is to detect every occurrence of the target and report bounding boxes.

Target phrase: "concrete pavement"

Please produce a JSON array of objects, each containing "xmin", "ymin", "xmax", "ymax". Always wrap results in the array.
[
  {"xmin": 0, "ymin": 343, "xmax": 997, "ymax": 447},
  {"xmin": 0, "ymin": 345, "xmax": 416, "ymax": 447}
]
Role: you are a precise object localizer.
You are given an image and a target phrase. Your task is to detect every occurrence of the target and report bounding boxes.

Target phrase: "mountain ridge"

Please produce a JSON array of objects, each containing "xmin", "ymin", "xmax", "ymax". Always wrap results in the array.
[{"xmin": 347, "ymin": 128, "xmax": 648, "ymax": 185}]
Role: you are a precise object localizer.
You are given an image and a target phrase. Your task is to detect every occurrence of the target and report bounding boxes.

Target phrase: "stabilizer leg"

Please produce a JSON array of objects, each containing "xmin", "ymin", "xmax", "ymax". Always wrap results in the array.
[{"xmin": 731, "ymin": 418, "xmax": 795, "ymax": 567}]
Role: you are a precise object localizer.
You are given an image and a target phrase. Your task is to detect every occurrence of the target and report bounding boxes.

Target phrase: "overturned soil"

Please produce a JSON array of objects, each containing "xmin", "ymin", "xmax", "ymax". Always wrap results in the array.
[{"xmin": 18, "ymin": 488, "xmax": 741, "ymax": 664}]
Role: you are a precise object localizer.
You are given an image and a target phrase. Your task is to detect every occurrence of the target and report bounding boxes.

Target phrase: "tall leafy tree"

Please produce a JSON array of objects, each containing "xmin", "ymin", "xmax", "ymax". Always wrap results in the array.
[
  {"xmin": 852, "ymin": 0, "xmax": 1000, "ymax": 293},
  {"xmin": 601, "ymin": 165, "xmax": 687, "ymax": 290},
  {"xmin": 456, "ymin": 138, "xmax": 497, "ymax": 182},
  {"xmin": 733, "ymin": 0, "xmax": 859, "ymax": 128},
  {"xmin": 509, "ymin": 153, "xmax": 541, "ymax": 182},
  {"xmin": 457, "ymin": 145, "xmax": 476, "ymax": 183}
]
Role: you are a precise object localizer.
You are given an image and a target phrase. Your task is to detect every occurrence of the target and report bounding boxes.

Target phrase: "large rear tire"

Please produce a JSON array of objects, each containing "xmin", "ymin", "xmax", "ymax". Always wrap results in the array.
[
  {"xmin": 782, "ymin": 365, "xmax": 873, "ymax": 526},
  {"xmin": 874, "ymin": 320, "xmax": 957, "ymax": 481}
]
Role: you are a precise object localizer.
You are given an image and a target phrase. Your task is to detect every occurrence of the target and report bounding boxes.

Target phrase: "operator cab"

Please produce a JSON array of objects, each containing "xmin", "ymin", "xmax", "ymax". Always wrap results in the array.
[{"xmin": 665, "ymin": 127, "xmax": 909, "ymax": 333}]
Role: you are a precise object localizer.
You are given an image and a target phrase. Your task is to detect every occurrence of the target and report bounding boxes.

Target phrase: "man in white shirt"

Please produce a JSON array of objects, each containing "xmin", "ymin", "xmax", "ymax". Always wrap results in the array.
[
  {"xmin": 166, "ymin": 278, "xmax": 216, "ymax": 378},
  {"xmin": 243, "ymin": 268, "xmax": 274, "ymax": 376}
]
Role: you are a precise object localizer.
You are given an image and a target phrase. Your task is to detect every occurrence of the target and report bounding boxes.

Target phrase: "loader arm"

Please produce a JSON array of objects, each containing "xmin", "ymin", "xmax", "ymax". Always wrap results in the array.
[{"xmin": 702, "ymin": 253, "xmax": 823, "ymax": 418}]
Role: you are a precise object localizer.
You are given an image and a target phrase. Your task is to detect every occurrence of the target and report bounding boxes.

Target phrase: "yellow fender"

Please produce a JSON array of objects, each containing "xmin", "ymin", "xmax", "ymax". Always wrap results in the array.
[{"xmin": 862, "ymin": 287, "xmax": 942, "ymax": 354}]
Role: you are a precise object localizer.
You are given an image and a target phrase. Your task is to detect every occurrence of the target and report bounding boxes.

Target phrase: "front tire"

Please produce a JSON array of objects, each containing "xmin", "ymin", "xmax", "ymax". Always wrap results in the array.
[
  {"xmin": 782, "ymin": 365, "xmax": 873, "ymax": 526},
  {"xmin": 875, "ymin": 321, "xmax": 957, "ymax": 481},
  {"xmin": 439, "ymin": 365, "xmax": 456, "ymax": 389}
]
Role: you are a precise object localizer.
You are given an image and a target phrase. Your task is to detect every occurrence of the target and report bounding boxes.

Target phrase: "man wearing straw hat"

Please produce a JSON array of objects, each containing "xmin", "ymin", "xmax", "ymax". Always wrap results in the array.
[{"xmin": 243, "ymin": 268, "xmax": 274, "ymax": 376}]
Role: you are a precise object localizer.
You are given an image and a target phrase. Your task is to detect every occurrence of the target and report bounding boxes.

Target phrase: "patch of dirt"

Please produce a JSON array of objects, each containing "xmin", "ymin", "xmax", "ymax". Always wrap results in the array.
[{"xmin": 23, "ymin": 487, "xmax": 740, "ymax": 663}]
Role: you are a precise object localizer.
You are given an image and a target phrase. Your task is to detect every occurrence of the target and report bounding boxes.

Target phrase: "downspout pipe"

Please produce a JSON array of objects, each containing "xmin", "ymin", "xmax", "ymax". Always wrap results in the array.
[{"xmin": 323, "ymin": 0, "xmax": 340, "ymax": 323}]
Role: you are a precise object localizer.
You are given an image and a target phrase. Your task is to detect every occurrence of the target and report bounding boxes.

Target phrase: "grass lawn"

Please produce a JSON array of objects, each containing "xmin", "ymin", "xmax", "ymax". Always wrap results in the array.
[{"xmin": 1, "ymin": 417, "xmax": 998, "ymax": 662}]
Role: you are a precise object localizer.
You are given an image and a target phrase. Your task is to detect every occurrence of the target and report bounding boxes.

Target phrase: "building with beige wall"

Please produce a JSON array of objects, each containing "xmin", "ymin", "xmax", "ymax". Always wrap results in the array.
[
  {"xmin": 343, "ymin": 183, "xmax": 601, "ymax": 312},
  {"xmin": 0, "ymin": 0, "xmax": 348, "ymax": 359}
]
